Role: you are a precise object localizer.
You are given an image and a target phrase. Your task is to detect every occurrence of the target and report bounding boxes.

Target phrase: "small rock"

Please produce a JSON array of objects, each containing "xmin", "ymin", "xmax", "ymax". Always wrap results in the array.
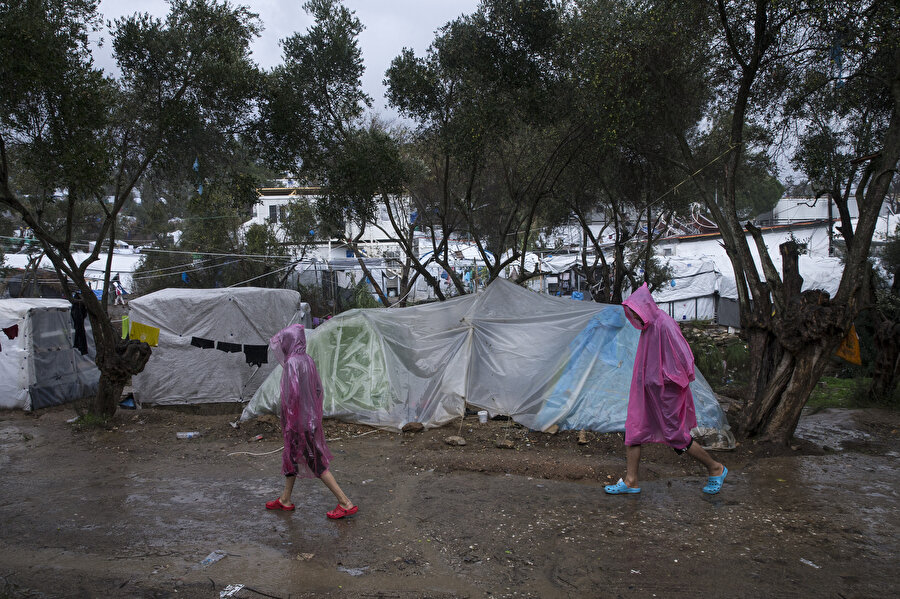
[
  {"xmin": 790, "ymin": 445, "xmax": 799, "ymax": 451},
  {"xmin": 494, "ymin": 439, "xmax": 515, "ymax": 449},
  {"xmin": 445, "ymin": 436, "xmax": 467, "ymax": 446},
  {"xmin": 577, "ymin": 430, "xmax": 589, "ymax": 445},
  {"xmin": 402, "ymin": 422, "xmax": 425, "ymax": 433},
  {"xmin": 296, "ymin": 553, "xmax": 314, "ymax": 561},
  {"xmin": 546, "ymin": 425, "xmax": 559, "ymax": 435}
]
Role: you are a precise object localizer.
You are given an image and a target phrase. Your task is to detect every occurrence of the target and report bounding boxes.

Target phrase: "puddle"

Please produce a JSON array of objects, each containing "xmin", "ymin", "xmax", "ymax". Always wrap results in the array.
[{"xmin": 794, "ymin": 408, "xmax": 871, "ymax": 449}]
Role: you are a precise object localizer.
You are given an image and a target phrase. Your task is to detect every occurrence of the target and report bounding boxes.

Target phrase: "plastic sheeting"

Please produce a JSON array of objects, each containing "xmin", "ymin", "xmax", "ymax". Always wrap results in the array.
[
  {"xmin": 0, "ymin": 299, "xmax": 100, "ymax": 410},
  {"xmin": 243, "ymin": 280, "xmax": 731, "ymax": 442},
  {"xmin": 129, "ymin": 288, "xmax": 309, "ymax": 405}
]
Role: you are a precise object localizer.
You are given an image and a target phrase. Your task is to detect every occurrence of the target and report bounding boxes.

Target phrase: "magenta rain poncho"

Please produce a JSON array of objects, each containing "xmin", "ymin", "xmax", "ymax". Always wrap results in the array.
[
  {"xmin": 270, "ymin": 324, "xmax": 332, "ymax": 478},
  {"xmin": 621, "ymin": 284, "xmax": 697, "ymax": 449}
]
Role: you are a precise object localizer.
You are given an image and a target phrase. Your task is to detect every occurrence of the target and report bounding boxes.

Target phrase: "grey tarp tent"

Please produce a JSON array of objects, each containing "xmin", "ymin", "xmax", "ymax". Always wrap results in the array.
[
  {"xmin": 243, "ymin": 280, "xmax": 732, "ymax": 445},
  {"xmin": 0, "ymin": 299, "xmax": 100, "ymax": 410},
  {"xmin": 129, "ymin": 288, "xmax": 309, "ymax": 405}
]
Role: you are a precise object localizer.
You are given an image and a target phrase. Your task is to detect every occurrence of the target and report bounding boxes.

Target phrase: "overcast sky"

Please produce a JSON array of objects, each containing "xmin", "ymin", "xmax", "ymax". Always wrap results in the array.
[{"xmin": 94, "ymin": 0, "xmax": 480, "ymax": 120}]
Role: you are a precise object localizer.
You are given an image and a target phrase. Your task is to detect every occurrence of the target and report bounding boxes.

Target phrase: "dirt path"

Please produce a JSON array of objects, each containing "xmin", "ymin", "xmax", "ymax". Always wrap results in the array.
[{"xmin": 1, "ymin": 407, "xmax": 898, "ymax": 598}]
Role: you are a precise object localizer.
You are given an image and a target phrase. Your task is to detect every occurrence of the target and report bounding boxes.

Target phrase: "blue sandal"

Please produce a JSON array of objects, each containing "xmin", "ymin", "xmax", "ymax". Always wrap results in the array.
[
  {"xmin": 702, "ymin": 466, "xmax": 728, "ymax": 494},
  {"xmin": 605, "ymin": 479, "xmax": 641, "ymax": 494}
]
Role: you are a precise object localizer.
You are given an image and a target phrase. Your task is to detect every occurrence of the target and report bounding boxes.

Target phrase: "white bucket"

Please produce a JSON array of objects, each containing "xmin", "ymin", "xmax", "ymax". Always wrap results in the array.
[{"xmin": 477, "ymin": 410, "xmax": 488, "ymax": 424}]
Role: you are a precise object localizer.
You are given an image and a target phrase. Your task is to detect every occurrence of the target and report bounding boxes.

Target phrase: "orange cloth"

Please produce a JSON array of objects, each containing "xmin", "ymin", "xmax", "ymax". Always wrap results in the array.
[{"xmin": 835, "ymin": 325, "xmax": 861, "ymax": 366}]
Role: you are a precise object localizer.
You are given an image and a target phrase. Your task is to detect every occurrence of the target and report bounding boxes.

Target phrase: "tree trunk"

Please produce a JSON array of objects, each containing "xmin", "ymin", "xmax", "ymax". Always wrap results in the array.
[
  {"xmin": 754, "ymin": 345, "xmax": 832, "ymax": 443},
  {"xmin": 88, "ymin": 311, "xmax": 151, "ymax": 417},
  {"xmin": 869, "ymin": 320, "xmax": 900, "ymax": 401},
  {"xmin": 737, "ymin": 241, "xmax": 848, "ymax": 444}
]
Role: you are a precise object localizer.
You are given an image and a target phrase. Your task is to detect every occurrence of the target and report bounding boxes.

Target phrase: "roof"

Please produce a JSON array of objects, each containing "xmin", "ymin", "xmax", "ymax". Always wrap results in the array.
[
  {"xmin": 663, "ymin": 219, "xmax": 835, "ymax": 243},
  {"xmin": 0, "ymin": 298, "xmax": 70, "ymax": 319}
]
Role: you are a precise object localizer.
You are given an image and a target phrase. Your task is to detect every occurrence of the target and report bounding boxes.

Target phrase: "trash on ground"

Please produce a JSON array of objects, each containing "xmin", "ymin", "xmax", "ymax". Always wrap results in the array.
[
  {"xmin": 295, "ymin": 553, "xmax": 314, "ymax": 561},
  {"xmin": 800, "ymin": 558, "xmax": 821, "ymax": 569},
  {"xmin": 253, "ymin": 434, "xmax": 263, "ymax": 441},
  {"xmin": 220, "ymin": 583, "xmax": 244, "ymax": 597},
  {"xmin": 445, "ymin": 436, "xmax": 466, "ymax": 446},
  {"xmin": 198, "ymin": 550, "xmax": 226, "ymax": 568},
  {"xmin": 66, "ymin": 416, "xmax": 79, "ymax": 424},
  {"xmin": 337, "ymin": 566, "xmax": 369, "ymax": 576},
  {"xmin": 478, "ymin": 410, "xmax": 488, "ymax": 423},
  {"xmin": 577, "ymin": 430, "xmax": 588, "ymax": 445},
  {"xmin": 176, "ymin": 431, "xmax": 201, "ymax": 440}
]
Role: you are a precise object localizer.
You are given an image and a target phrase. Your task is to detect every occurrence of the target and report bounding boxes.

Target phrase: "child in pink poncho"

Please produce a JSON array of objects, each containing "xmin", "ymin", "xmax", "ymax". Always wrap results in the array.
[
  {"xmin": 265, "ymin": 324, "xmax": 358, "ymax": 518},
  {"xmin": 605, "ymin": 284, "xmax": 727, "ymax": 495}
]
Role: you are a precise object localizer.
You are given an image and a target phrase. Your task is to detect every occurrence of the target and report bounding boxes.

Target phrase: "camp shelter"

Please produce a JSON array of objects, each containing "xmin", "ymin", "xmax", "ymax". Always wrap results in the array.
[
  {"xmin": 128, "ymin": 288, "xmax": 310, "ymax": 405},
  {"xmin": 0, "ymin": 299, "xmax": 100, "ymax": 411},
  {"xmin": 243, "ymin": 279, "xmax": 732, "ymax": 445}
]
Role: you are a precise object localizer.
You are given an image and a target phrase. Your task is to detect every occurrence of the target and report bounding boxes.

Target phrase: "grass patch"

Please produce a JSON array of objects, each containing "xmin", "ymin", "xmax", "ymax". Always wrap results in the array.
[
  {"xmin": 806, "ymin": 376, "xmax": 884, "ymax": 409},
  {"xmin": 68, "ymin": 412, "xmax": 112, "ymax": 430}
]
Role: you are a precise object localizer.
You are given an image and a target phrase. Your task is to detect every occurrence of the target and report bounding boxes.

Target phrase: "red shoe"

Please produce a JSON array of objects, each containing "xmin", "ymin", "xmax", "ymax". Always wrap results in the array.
[
  {"xmin": 266, "ymin": 498, "xmax": 295, "ymax": 511},
  {"xmin": 326, "ymin": 504, "xmax": 358, "ymax": 519}
]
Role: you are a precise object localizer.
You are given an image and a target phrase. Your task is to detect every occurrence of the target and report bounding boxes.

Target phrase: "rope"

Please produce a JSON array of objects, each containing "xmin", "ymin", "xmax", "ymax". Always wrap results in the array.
[{"xmin": 225, "ymin": 428, "xmax": 382, "ymax": 457}]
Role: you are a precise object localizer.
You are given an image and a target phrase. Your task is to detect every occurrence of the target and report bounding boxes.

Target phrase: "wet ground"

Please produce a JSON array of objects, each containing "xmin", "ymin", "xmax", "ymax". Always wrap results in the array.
[{"xmin": 0, "ymin": 406, "xmax": 898, "ymax": 598}]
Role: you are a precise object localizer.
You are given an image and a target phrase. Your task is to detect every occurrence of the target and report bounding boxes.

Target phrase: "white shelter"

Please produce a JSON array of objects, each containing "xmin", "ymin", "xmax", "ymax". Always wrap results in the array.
[
  {"xmin": 128, "ymin": 288, "xmax": 309, "ymax": 405},
  {"xmin": 0, "ymin": 299, "xmax": 100, "ymax": 410}
]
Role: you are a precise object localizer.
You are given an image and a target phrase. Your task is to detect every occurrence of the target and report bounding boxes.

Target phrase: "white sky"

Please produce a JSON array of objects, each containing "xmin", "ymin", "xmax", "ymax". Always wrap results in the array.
[{"xmin": 93, "ymin": 0, "xmax": 480, "ymax": 120}]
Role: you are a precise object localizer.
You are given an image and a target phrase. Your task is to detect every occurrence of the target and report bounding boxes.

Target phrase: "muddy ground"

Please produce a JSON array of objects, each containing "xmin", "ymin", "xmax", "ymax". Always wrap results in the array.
[{"xmin": 1, "ymin": 404, "xmax": 898, "ymax": 599}]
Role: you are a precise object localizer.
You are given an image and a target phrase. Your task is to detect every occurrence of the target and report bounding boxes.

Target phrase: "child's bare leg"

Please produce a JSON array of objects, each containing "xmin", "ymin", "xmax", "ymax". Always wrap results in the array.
[
  {"xmin": 320, "ymin": 470, "xmax": 353, "ymax": 509},
  {"xmin": 624, "ymin": 444, "xmax": 641, "ymax": 488},
  {"xmin": 281, "ymin": 475, "xmax": 296, "ymax": 505},
  {"xmin": 686, "ymin": 443, "xmax": 724, "ymax": 476}
]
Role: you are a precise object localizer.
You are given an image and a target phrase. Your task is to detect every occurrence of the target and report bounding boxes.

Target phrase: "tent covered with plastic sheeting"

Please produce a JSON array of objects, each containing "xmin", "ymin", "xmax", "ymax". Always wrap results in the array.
[
  {"xmin": 242, "ymin": 279, "xmax": 732, "ymax": 445},
  {"xmin": 0, "ymin": 299, "xmax": 100, "ymax": 410},
  {"xmin": 652, "ymin": 257, "xmax": 725, "ymax": 322},
  {"xmin": 129, "ymin": 288, "xmax": 310, "ymax": 405}
]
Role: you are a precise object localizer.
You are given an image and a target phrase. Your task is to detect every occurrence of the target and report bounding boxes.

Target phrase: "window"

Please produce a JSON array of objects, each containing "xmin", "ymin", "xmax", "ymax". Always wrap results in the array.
[
  {"xmin": 663, "ymin": 248, "xmax": 672, "ymax": 256},
  {"xmin": 268, "ymin": 205, "xmax": 280, "ymax": 223}
]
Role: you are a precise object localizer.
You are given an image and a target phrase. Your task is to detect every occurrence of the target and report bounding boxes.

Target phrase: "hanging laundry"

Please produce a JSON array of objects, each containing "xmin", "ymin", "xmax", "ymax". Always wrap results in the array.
[
  {"xmin": 243, "ymin": 344, "xmax": 268, "ymax": 367},
  {"xmin": 216, "ymin": 341, "xmax": 241, "ymax": 353},
  {"xmin": 71, "ymin": 298, "xmax": 88, "ymax": 355},
  {"xmin": 130, "ymin": 321, "xmax": 160, "ymax": 346},
  {"xmin": 190, "ymin": 337, "xmax": 215, "ymax": 349},
  {"xmin": 3, "ymin": 324, "xmax": 19, "ymax": 339}
]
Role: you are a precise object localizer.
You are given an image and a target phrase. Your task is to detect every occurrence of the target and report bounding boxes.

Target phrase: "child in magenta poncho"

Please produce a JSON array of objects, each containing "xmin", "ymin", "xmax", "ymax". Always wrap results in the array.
[
  {"xmin": 605, "ymin": 284, "xmax": 727, "ymax": 495},
  {"xmin": 265, "ymin": 324, "xmax": 358, "ymax": 518}
]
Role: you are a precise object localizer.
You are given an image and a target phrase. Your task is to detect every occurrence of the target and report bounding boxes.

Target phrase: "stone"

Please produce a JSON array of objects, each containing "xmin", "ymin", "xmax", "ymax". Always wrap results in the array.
[
  {"xmin": 402, "ymin": 422, "xmax": 425, "ymax": 433},
  {"xmin": 577, "ymin": 430, "xmax": 589, "ymax": 445},
  {"xmin": 494, "ymin": 439, "xmax": 515, "ymax": 449},
  {"xmin": 546, "ymin": 425, "xmax": 559, "ymax": 435},
  {"xmin": 445, "ymin": 436, "xmax": 467, "ymax": 446}
]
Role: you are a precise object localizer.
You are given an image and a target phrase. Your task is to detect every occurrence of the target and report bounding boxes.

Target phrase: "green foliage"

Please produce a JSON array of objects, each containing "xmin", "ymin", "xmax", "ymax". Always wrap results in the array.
[
  {"xmin": 69, "ymin": 411, "xmax": 111, "ymax": 430},
  {"xmin": 257, "ymin": 0, "xmax": 369, "ymax": 173},
  {"xmin": 317, "ymin": 122, "xmax": 409, "ymax": 233},
  {"xmin": 351, "ymin": 278, "xmax": 381, "ymax": 310},
  {"xmin": 804, "ymin": 377, "xmax": 899, "ymax": 410},
  {"xmin": 683, "ymin": 327, "xmax": 750, "ymax": 391}
]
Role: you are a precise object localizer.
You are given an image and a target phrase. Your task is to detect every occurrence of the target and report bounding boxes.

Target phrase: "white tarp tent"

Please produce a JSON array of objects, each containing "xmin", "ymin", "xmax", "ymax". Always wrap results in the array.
[
  {"xmin": 243, "ymin": 279, "xmax": 732, "ymax": 445},
  {"xmin": 0, "ymin": 299, "xmax": 100, "ymax": 410},
  {"xmin": 129, "ymin": 288, "xmax": 309, "ymax": 405}
]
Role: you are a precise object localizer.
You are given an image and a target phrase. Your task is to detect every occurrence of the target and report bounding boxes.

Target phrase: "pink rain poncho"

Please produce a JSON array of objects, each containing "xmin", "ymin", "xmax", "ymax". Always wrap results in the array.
[
  {"xmin": 622, "ymin": 284, "xmax": 697, "ymax": 449},
  {"xmin": 270, "ymin": 324, "xmax": 332, "ymax": 478}
]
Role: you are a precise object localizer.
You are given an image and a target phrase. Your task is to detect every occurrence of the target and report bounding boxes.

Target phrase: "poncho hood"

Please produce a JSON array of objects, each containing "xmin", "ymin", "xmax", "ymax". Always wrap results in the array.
[
  {"xmin": 270, "ymin": 324, "xmax": 307, "ymax": 367},
  {"xmin": 622, "ymin": 283, "xmax": 659, "ymax": 331}
]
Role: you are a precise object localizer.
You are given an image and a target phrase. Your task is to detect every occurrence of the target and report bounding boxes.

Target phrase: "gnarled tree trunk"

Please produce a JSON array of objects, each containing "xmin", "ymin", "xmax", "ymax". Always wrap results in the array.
[
  {"xmin": 87, "ymin": 307, "xmax": 151, "ymax": 417},
  {"xmin": 737, "ymin": 242, "xmax": 850, "ymax": 443}
]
